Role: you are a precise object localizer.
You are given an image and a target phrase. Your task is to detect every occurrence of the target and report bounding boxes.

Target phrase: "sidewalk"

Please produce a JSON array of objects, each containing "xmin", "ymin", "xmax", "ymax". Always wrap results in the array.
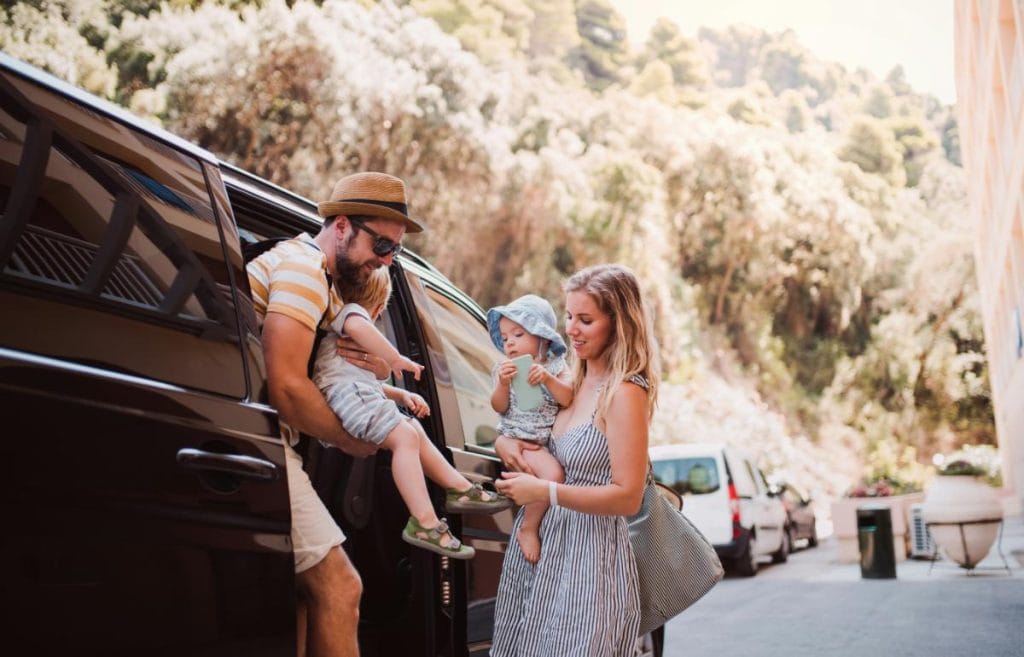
[{"xmin": 663, "ymin": 515, "xmax": 1024, "ymax": 657}]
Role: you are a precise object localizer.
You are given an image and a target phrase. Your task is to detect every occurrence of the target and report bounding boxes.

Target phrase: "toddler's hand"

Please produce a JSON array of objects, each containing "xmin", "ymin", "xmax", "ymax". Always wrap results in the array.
[
  {"xmin": 390, "ymin": 354, "xmax": 423, "ymax": 381},
  {"xmin": 400, "ymin": 390, "xmax": 430, "ymax": 418},
  {"xmin": 527, "ymin": 364, "xmax": 549, "ymax": 386},
  {"xmin": 497, "ymin": 360, "xmax": 518, "ymax": 385}
]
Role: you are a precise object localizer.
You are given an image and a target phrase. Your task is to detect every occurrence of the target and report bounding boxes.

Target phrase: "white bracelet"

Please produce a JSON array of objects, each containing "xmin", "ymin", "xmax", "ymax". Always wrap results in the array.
[{"xmin": 548, "ymin": 481, "xmax": 558, "ymax": 507}]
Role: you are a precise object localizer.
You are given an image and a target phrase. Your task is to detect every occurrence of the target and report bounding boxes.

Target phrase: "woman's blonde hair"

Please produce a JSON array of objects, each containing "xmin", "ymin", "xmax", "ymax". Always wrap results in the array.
[
  {"xmin": 347, "ymin": 267, "xmax": 392, "ymax": 314},
  {"xmin": 564, "ymin": 264, "xmax": 659, "ymax": 422}
]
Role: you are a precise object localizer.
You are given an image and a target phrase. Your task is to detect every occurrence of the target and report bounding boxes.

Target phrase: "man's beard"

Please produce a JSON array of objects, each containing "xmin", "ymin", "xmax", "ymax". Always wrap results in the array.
[{"xmin": 335, "ymin": 231, "xmax": 373, "ymax": 292}]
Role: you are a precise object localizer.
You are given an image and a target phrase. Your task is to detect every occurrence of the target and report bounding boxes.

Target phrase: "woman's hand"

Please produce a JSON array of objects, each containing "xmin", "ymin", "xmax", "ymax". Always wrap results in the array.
[
  {"xmin": 527, "ymin": 364, "xmax": 549, "ymax": 386},
  {"xmin": 336, "ymin": 335, "xmax": 389, "ymax": 380},
  {"xmin": 398, "ymin": 390, "xmax": 430, "ymax": 418},
  {"xmin": 494, "ymin": 435, "xmax": 541, "ymax": 475},
  {"xmin": 495, "ymin": 471, "xmax": 548, "ymax": 506}
]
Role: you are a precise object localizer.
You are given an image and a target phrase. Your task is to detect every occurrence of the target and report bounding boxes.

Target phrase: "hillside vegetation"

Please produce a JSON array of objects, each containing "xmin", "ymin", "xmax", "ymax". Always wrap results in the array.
[{"xmin": 1, "ymin": 0, "xmax": 993, "ymax": 498}]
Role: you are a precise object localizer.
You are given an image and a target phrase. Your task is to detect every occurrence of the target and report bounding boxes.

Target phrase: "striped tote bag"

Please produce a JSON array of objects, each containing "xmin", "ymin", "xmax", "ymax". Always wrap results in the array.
[{"xmin": 628, "ymin": 476, "xmax": 725, "ymax": 636}]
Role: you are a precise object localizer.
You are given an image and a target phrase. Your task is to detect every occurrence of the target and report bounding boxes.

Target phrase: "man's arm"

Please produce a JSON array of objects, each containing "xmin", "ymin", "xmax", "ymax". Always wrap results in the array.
[{"xmin": 262, "ymin": 312, "xmax": 377, "ymax": 457}]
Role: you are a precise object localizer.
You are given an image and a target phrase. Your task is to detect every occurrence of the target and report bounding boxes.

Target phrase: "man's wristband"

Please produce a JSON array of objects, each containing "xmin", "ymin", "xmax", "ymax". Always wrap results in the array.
[{"xmin": 548, "ymin": 481, "xmax": 558, "ymax": 507}]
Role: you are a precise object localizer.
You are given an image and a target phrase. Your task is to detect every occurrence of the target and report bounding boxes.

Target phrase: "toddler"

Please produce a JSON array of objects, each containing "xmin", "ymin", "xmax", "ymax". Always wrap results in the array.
[
  {"xmin": 487, "ymin": 294, "xmax": 573, "ymax": 564},
  {"xmin": 313, "ymin": 268, "xmax": 510, "ymax": 559}
]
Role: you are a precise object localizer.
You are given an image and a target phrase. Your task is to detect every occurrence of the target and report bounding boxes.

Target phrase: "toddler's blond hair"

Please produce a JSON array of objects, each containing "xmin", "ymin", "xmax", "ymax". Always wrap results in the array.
[{"xmin": 348, "ymin": 267, "xmax": 392, "ymax": 315}]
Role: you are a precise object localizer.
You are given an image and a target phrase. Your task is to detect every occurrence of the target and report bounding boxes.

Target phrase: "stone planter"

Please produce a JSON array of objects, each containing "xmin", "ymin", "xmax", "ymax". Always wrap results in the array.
[
  {"xmin": 831, "ymin": 492, "xmax": 924, "ymax": 563},
  {"xmin": 921, "ymin": 475, "xmax": 1003, "ymax": 569}
]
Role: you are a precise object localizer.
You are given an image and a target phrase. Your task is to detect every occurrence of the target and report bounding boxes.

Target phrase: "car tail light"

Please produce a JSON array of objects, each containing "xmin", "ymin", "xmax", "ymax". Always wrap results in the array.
[{"xmin": 729, "ymin": 483, "xmax": 742, "ymax": 540}]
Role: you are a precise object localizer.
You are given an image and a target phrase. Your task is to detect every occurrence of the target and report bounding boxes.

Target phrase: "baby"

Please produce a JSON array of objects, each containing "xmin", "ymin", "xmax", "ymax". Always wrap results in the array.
[
  {"xmin": 487, "ymin": 294, "xmax": 573, "ymax": 564},
  {"xmin": 313, "ymin": 267, "xmax": 509, "ymax": 559}
]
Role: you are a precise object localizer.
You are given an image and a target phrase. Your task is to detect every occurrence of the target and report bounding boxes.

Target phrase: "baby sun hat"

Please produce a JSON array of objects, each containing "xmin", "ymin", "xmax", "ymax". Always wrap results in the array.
[{"xmin": 487, "ymin": 294, "xmax": 567, "ymax": 359}]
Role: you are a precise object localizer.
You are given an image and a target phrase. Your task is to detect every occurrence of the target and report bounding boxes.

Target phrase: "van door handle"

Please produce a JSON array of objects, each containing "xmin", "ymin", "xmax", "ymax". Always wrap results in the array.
[{"xmin": 176, "ymin": 448, "xmax": 279, "ymax": 482}]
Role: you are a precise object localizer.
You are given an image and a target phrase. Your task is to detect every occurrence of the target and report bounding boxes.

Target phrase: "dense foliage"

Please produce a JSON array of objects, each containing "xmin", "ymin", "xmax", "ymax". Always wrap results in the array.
[{"xmin": 2, "ymin": 0, "xmax": 993, "ymax": 497}]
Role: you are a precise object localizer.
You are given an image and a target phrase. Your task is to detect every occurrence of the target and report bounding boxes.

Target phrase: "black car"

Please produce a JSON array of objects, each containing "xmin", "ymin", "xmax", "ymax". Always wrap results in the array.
[{"xmin": 0, "ymin": 53, "xmax": 663, "ymax": 656}]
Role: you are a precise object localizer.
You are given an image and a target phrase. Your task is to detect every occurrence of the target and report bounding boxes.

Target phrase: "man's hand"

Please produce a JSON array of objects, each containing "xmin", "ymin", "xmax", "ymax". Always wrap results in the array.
[
  {"xmin": 494, "ymin": 435, "xmax": 540, "ymax": 475},
  {"xmin": 398, "ymin": 390, "xmax": 430, "ymax": 418},
  {"xmin": 338, "ymin": 436, "xmax": 379, "ymax": 458},
  {"xmin": 336, "ymin": 335, "xmax": 389, "ymax": 380}
]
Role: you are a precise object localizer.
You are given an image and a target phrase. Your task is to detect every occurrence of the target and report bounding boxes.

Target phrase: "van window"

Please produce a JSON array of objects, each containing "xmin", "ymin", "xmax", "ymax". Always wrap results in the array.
[
  {"xmin": 415, "ymin": 280, "xmax": 501, "ymax": 448},
  {"xmin": 652, "ymin": 457, "xmax": 721, "ymax": 495},
  {"xmin": 0, "ymin": 71, "xmax": 245, "ymax": 397},
  {"xmin": 743, "ymin": 461, "xmax": 763, "ymax": 495},
  {"xmin": 727, "ymin": 453, "xmax": 757, "ymax": 498}
]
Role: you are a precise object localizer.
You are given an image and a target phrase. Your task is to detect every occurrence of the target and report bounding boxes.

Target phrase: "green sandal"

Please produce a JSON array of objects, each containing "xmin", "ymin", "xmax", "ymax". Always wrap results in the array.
[
  {"xmin": 445, "ymin": 482, "xmax": 512, "ymax": 514},
  {"xmin": 402, "ymin": 517, "xmax": 475, "ymax": 560}
]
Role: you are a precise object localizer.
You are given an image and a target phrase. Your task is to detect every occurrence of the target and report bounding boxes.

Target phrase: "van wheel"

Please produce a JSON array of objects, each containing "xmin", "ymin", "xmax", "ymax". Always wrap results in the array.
[
  {"xmin": 808, "ymin": 521, "xmax": 819, "ymax": 548},
  {"xmin": 734, "ymin": 537, "xmax": 758, "ymax": 577},
  {"xmin": 772, "ymin": 528, "xmax": 791, "ymax": 563}
]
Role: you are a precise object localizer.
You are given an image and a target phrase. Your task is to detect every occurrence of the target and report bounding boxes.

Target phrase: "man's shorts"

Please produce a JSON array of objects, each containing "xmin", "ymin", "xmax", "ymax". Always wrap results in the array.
[{"xmin": 284, "ymin": 441, "xmax": 345, "ymax": 574}]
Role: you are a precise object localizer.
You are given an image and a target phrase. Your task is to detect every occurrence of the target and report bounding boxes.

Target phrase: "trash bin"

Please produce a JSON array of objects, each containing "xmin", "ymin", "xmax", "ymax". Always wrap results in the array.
[{"xmin": 857, "ymin": 504, "xmax": 897, "ymax": 579}]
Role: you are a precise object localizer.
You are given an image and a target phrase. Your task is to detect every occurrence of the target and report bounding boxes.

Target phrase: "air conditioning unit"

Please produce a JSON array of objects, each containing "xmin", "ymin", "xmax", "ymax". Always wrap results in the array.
[{"xmin": 909, "ymin": 503, "xmax": 936, "ymax": 558}]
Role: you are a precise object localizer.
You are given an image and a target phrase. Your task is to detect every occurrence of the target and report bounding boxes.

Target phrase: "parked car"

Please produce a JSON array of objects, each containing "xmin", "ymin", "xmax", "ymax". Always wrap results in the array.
[
  {"xmin": 649, "ymin": 443, "xmax": 788, "ymax": 576},
  {"xmin": 0, "ymin": 53, "xmax": 663, "ymax": 656},
  {"xmin": 777, "ymin": 481, "xmax": 819, "ymax": 549}
]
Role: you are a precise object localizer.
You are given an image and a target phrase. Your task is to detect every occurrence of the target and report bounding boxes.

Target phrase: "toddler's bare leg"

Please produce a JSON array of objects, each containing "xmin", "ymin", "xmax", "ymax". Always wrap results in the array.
[
  {"xmin": 517, "ymin": 444, "xmax": 564, "ymax": 565},
  {"xmin": 382, "ymin": 422, "xmax": 443, "ymax": 530},
  {"xmin": 414, "ymin": 421, "xmax": 501, "ymax": 503},
  {"xmin": 411, "ymin": 419, "xmax": 471, "ymax": 490}
]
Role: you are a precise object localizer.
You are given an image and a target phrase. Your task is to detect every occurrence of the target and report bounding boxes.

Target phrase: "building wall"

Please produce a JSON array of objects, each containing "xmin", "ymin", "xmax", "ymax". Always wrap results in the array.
[{"xmin": 954, "ymin": 0, "xmax": 1024, "ymax": 514}]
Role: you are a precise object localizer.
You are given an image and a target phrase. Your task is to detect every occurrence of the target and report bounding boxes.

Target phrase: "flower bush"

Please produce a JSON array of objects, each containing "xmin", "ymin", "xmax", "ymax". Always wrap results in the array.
[
  {"xmin": 934, "ymin": 445, "xmax": 1002, "ymax": 486},
  {"xmin": 847, "ymin": 478, "xmax": 896, "ymax": 498}
]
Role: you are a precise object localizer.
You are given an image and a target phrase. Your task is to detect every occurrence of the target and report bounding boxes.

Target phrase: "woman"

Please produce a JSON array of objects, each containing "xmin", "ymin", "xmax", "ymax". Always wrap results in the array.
[{"xmin": 491, "ymin": 264, "xmax": 659, "ymax": 657}]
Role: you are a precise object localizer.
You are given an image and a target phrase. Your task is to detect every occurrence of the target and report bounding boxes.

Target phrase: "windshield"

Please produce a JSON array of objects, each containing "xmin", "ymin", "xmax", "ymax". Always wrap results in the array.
[{"xmin": 652, "ymin": 457, "xmax": 721, "ymax": 495}]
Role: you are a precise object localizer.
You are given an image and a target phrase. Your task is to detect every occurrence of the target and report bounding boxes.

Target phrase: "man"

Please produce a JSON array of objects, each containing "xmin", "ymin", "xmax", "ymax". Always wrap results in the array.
[{"xmin": 246, "ymin": 172, "xmax": 424, "ymax": 657}]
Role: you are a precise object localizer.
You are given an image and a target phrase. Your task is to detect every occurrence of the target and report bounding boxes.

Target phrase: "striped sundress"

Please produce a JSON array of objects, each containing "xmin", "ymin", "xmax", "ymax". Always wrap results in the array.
[{"xmin": 491, "ymin": 379, "xmax": 643, "ymax": 657}]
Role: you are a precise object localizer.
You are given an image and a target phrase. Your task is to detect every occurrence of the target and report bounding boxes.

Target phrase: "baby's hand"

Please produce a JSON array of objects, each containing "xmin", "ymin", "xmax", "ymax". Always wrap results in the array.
[
  {"xmin": 527, "ymin": 364, "xmax": 549, "ymax": 386},
  {"xmin": 497, "ymin": 360, "xmax": 518, "ymax": 385},
  {"xmin": 390, "ymin": 354, "xmax": 423, "ymax": 381},
  {"xmin": 400, "ymin": 390, "xmax": 430, "ymax": 418}
]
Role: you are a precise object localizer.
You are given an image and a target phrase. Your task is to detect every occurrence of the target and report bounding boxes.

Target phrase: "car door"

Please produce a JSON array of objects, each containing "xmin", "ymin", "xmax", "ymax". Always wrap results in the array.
[
  {"xmin": 226, "ymin": 172, "xmax": 467, "ymax": 657},
  {"xmin": 399, "ymin": 259, "xmax": 514, "ymax": 657},
  {"xmin": 0, "ymin": 59, "xmax": 293, "ymax": 655}
]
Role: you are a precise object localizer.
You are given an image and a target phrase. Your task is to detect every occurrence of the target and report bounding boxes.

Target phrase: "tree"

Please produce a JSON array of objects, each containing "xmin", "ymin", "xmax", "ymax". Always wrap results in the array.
[
  {"xmin": 410, "ymin": 0, "xmax": 534, "ymax": 63},
  {"xmin": 698, "ymin": 24, "xmax": 770, "ymax": 87},
  {"xmin": 838, "ymin": 118, "xmax": 906, "ymax": 187},
  {"xmin": 863, "ymin": 84, "xmax": 894, "ymax": 119},
  {"xmin": 641, "ymin": 17, "xmax": 708, "ymax": 88},
  {"xmin": 566, "ymin": 0, "xmax": 629, "ymax": 90},
  {"xmin": 889, "ymin": 115, "xmax": 939, "ymax": 186},
  {"xmin": 522, "ymin": 0, "xmax": 579, "ymax": 60}
]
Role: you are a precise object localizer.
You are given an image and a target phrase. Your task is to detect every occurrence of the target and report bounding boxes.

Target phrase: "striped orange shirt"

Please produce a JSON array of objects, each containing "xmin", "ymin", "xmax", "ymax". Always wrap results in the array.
[{"xmin": 246, "ymin": 233, "xmax": 342, "ymax": 332}]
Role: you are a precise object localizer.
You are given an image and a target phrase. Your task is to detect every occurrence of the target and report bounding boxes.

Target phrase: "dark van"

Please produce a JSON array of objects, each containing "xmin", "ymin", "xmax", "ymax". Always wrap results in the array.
[{"xmin": 0, "ymin": 53, "xmax": 662, "ymax": 657}]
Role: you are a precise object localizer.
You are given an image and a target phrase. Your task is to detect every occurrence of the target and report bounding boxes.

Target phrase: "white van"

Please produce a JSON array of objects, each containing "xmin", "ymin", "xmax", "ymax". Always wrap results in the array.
[{"xmin": 649, "ymin": 443, "xmax": 788, "ymax": 576}]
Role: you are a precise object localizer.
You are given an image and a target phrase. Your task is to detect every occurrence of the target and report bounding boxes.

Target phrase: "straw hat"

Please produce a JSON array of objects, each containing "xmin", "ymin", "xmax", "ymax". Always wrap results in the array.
[{"xmin": 317, "ymin": 172, "xmax": 425, "ymax": 233}]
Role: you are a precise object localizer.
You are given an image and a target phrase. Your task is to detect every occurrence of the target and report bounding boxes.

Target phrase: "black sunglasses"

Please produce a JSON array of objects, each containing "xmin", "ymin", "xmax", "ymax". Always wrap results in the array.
[{"xmin": 349, "ymin": 218, "xmax": 403, "ymax": 258}]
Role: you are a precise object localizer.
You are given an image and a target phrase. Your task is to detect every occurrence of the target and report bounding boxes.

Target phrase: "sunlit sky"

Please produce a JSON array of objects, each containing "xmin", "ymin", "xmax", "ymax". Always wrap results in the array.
[{"xmin": 610, "ymin": 0, "xmax": 956, "ymax": 104}]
